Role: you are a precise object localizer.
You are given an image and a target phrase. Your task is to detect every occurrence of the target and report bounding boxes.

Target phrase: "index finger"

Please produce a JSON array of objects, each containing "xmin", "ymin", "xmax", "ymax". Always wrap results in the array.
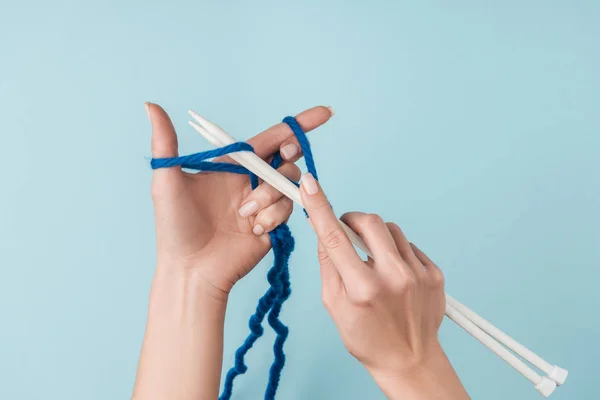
[
  {"xmin": 248, "ymin": 106, "xmax": 333, "ymax": 159},
  {"xmin": 299, "ymin": 172, "xmax": 371, "ymax": 285}
]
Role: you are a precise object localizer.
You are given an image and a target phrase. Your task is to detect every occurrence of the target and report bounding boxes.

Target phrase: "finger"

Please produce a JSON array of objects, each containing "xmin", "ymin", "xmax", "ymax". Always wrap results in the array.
[
  {"xmin": 386, "ymin": 223, "xmax": 426, "ymax": 276},
  {"xmin": 251, "ymin": 197, "xmax": 294, "ymax": 235},
  {"xmin": 278, "ymin": 106, "xmax": 334, "ymax": 162},
  {"xmin": 340, "ymin": 212, "xmax": 398, "ymax": 262},
  {"xmin": 340, "ymin": 212, "xmax": 411, "ymax": 281},
  {"xmin": 299, "ymin": 172, "xmax": 370, "ymax": 286},
  {"xmin": 279, "ymin": 141, "xmax": 301, "ymax": 162},
  {"xmin": 249, "ymin": 106, "xmax": 334, "ymax": 160},
  {"xmin": 148, "ymin": 102, "xmax": 182, "ymax": 178},
  {"xmin": 238, "ymin": 163, "xmax": 301, "ymax": 218},
  {"xmin": 409, "ymin": 242, "xmax": 434, "ymax": 266},
  {"xmin": 318, "ymin": 240, "xmax": 343, "ymax": 310},
  {"xmin": 410, "ymin": 243, "xmax": 445, "ymax": 289}
]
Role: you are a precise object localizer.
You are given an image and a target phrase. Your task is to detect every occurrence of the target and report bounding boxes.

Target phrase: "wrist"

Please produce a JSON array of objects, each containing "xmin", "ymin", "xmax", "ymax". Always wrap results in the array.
[
  {"xmin": 154, "ymin": 256, "xmax": 230, "ymax": 305},
  {"xmin": 369, "ymin": 344, "xmax": 469, "ymax": 400},
  {"xmin": 135, "ymin": 259, "xmax": 228, "ymax": 400}
]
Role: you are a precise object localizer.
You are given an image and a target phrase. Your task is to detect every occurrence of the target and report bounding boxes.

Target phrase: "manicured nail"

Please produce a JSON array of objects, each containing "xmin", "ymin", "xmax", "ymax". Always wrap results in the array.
[
  {"xmin": 253, "ymin": 224, "xmax": 265, "ymax": 235},
  {"xmin": 239, "ymin": 200, "xmax": 259, "ymax": 217},
  {"xmin": 144, "ymin": 102, "xmax": 151, "ymax": 119},
  {"xmin": 326, "ymin": 106, "xmax": 335, "ymax": 117},
  {"xmin": 280, "ymin": 143, "xmax": 299, "ymax": 160},
  {"xmin": 301, "ymin": 173, "xmax": 319, "ymax": 195}
]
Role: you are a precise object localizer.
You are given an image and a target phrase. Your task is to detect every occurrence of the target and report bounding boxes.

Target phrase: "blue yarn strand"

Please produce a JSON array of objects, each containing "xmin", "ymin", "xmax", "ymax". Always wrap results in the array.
[
  {"xmin": 151, "ymin": 117, "xmax": 317, "ymax": 400},
  {"xmin": 282, "ymin": 116, "xmax": 318, "ymax": 181},
  {"xmin": 151, "ymin": 142, "xmax": 255, "ymax": 169}
]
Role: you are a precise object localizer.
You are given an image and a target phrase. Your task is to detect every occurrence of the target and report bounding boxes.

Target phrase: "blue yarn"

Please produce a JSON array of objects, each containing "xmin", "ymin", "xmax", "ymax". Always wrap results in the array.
[
  {"xmin": 151, "ymin": 117, "xmax": 318, "ymax": 400},
  {"xmin": 151, "ymin": 142, "xmax": 255, "ymax": 173},
  {"xmin": 282, "ymin": 116, "xmax": 318, "ymax": 181}
]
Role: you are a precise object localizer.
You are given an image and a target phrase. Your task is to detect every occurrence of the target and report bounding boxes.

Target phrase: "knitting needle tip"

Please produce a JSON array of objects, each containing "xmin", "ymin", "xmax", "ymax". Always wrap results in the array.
[
  {"xmin": 188, "ymin": 109, "xmax": 203, "ymax": 124},
  {"xmin": 189, "ymin": 109, "xmax": 215, "ymax": 129},
  {"xmin": 189, "ymin": 120, "xmax": 223, "ymax": 149}
]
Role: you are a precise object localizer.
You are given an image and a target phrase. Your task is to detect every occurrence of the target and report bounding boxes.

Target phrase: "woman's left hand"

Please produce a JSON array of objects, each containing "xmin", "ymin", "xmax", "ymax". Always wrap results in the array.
[
  {"xmin": 148, "ymin": 103, "xmax": 333, "ymax": 298},
  {"xmin": 135, "ymin": 103, "xmax": 333, "ymax": 400}
]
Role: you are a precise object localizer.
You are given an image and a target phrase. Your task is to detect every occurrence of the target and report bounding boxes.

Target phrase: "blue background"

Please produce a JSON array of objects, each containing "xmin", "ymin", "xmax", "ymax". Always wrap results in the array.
[{"xmin": 1, "ymin": 1, "xmax": 598, "ymax": 399}]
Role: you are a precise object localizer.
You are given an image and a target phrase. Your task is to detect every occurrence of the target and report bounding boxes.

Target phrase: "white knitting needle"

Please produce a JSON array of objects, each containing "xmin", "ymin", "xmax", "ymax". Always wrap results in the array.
[
  {"xmin": 187, "ymin": 110, "xmax": 558, "ymax": 397},
  {"xmin": 446, "ymin": 295, "xmax": 568, "ymax": 385},
  {"xmin": 184, "ymin": 111, "xmax": 566, "ymax": 387},
  {"xmin": 187, "ymin": 113, "xmax": 556, "ymax": 396},
  {"xmin": 444, "ymin": 307, "xmax": 556, "ymax": 397}
]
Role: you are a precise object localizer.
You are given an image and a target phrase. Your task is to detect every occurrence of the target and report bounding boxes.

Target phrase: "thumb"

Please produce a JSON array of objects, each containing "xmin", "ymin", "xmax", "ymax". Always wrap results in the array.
[{"xmin": 147, "ymin": 102, "xmax": 182, "ymax": 177}]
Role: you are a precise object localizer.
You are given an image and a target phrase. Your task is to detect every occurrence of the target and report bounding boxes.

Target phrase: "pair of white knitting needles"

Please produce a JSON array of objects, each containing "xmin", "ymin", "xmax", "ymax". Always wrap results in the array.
[{"xmin": 187, "ymin": 110, "xmax": 567, "ymax": 397}]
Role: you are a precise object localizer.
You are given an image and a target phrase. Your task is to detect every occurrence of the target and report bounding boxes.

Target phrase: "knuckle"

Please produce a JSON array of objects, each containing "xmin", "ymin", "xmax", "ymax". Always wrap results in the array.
[
  {"xmin": 387, "ymin": 252, "xmax": 406, "ymax": 269},
  {"xmin": 311, "ymin": 199, "xmax": 333, "ymax": 214},
  {"xmin": 363, "ymin": 213, "xmax": 384, "ymax": 227},
  {"xmin": 340, "ymin": 211, "xmax": 352, "ymax": 220},
  {"xmin": 350, "ymin": 282, "xmax": 380, "ymax": 306},
  {"xmin": 278, "ymin": 162, "xmax": 295, "ymax": 174},
  {"xmin": 429, "ymin": 267, "xmax": 445, "ymax": 289},
  {"xmin": 287, "ymin": 164, "xmax": 302, "ymax": 181},
  {"xmin": 323, "ymin": 229, "xmax": 348, "ymax": 250},
  {"xmin": 264, "ymin": 188, "xmax": 281, "ymax": 205},
  {"xmin": 256, "ymin": 212, "xmax": 276, "ymax": 229},
  {"xmin": 283, "ymin": 199, "xmax": 294, "ymax": 213},
  {"xmin": 317, "ymin": 249, "xmax": 332, "ymax": 264},
  {"xmin": 386, "ymin": 222, "xmax": 400, "ymax": 232},
  {"xmin": 257, "ymin": 201, "xmax": 293, "ymax": 229},
  {"xmin": 339, "ymin": 211, "xmax": 359, "ymax": 222},
  {"xmin": 413, "ymin": 267, "xmax": 428, "ymax": 284},
  {"xmin": 386, "ymin": 253, "xmax": 419, "ymax": 282},
  {"xmin": 397, "ymin": 273, "xmax": 417, "ymax": 293}
]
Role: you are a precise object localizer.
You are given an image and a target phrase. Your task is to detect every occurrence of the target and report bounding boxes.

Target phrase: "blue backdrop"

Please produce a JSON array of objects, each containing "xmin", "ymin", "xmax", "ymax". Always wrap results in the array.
[{"xmin": 1, "ymin": 1, "xmax": 598, "ymax": 399}]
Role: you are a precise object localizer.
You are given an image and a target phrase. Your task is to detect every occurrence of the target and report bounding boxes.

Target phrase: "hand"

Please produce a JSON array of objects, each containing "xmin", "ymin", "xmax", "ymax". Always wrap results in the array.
[
  {"xmin": 134, "ymin": 104, "xmax": 333, "ymax": 400},
  {"xmin": 148, "ymin": 103, "xmax": 333, "ymax": 298},
  {"xmin": 299, "ymin": 173, "xmax": 469, "ymax": 400}
]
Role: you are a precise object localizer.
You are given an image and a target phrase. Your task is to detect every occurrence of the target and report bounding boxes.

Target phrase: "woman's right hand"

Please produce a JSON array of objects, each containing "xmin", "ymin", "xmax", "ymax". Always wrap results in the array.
[{"xmin": 299, "ymin": 173, "xmax": 470, "ymax": 400}]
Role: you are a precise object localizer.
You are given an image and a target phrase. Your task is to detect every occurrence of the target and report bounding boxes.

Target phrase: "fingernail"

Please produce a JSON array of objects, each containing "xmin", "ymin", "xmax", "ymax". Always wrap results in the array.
[
  {"xmin": 253, "ymin": 224, "xmax": 265, "ymax": 235},
  {"xmin": 280, "ymin": 143, "xmax": 299, "ymax": 160},
  {"xmin": 145, "ymin": 102, "xmax": 151, "ymax": 120},
  {"xmin": 301, "ymin": 173, "xmax": 319, "ymax": 195},
  {"xmin": 239, "ymin": 200, "xmax": 259, "ymax": 217},
  {"xmin": 326, "ymin": 106, "xmax": 335, "ymax": 117}
]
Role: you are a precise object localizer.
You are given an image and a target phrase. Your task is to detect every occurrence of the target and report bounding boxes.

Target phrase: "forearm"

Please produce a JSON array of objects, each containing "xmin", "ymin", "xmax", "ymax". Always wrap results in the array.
[
  {"xmin": 133, "ymin": 263, "xmax": 227, "ymax": 400},
  {"xmin": 370, "ymin": 346, "xmax": 470, "ymax": 400}
]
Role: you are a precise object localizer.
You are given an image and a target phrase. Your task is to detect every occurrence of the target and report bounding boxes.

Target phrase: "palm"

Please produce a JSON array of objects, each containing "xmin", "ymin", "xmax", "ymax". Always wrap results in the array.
[
  {"xmin": 188, "ymin": 172, "xmax": 272, "ymax": 279},
  {"xmin": 154, "ymin": 158, "xmax": 284, "ymax": 297}
]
